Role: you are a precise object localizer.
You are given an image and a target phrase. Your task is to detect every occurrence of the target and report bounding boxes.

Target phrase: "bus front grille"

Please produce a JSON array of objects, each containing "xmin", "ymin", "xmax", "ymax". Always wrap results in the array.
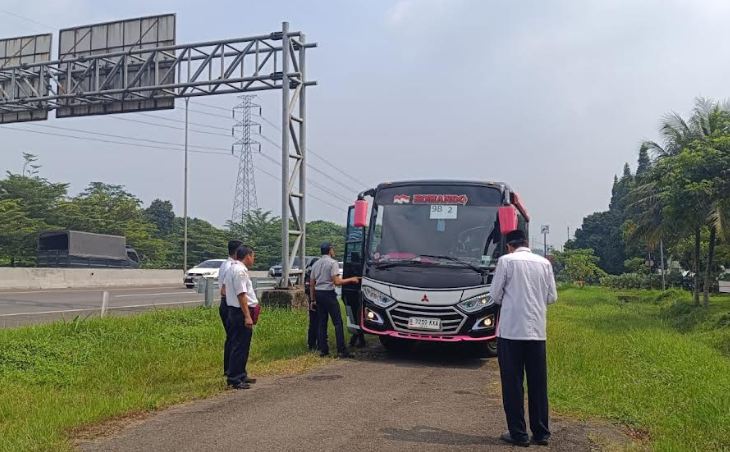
[{"xmin": 387, "ymin": 303, "xmax": 466, "ymax": 335}]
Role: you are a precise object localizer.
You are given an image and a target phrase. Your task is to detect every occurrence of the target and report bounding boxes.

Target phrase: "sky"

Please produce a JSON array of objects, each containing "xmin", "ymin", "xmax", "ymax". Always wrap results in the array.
[{"xmin": 2, "ymin": 0, "xmax": 730, "ymax": 249}]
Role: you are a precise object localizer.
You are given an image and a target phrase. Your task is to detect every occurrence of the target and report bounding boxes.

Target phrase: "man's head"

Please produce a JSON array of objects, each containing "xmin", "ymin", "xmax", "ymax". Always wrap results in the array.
[
  {"xmin": 235, "ymin": 244, "xmax": 255, "ymax": 267},
  {"xmin": 320, "ymin": 242, "xmax": 335, "ymax": 257},
  {"xmin": 506, "ymin": 230, "xmax": 528, "ymax": 253},
  {"xmin": 227, "ymin": 240, "xmax": 243, "ymax": 257}
]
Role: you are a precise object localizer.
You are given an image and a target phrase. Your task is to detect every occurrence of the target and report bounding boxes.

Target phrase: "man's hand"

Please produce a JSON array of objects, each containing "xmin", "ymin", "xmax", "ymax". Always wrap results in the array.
[{"xmin": 244, "ymin": 315, "xmax": 253, "ymax": 329}]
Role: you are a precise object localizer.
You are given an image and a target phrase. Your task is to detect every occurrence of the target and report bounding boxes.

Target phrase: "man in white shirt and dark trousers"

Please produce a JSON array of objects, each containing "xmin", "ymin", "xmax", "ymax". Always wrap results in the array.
[
  {"xmin": 309, "ymin": 242, "xmax": 360, "ymax": 358},
  {"xmin": 218, "ymin": 239, "xmax": 242, "ymax": 378},
  {"xmin": 224, "ymin": 245, "xmax": 259, "ymax": 389},
  {"xmin": 490, "ymin": 229, "xmax": 558, "ymax": 447}
]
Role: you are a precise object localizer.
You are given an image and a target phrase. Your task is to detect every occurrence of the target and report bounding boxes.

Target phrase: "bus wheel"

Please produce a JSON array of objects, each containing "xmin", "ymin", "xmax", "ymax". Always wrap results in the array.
[
  {"xmin": 379, "ymin": 336, "xmax": 407, "ymax": 353},
  {"xmin": 485, "ymin": 339, "xmax": 498, "ymax": 357}
]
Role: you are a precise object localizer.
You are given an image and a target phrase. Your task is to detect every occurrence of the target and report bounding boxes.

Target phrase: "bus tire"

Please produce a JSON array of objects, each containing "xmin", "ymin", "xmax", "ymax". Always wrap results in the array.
[
  {"xmin": 485, "ymin": 339, "xmax": 498, "ymax": 357},
  {"xmin": 379, "ymin": 336, "xmax": 407, "ymax": 353}
]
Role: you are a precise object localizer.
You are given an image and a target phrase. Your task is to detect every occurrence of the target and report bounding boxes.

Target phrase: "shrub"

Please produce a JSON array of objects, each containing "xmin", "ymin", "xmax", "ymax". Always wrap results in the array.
[{"xmin": 600, "ymin": 273, "xmax": 665, "ymax": 290}]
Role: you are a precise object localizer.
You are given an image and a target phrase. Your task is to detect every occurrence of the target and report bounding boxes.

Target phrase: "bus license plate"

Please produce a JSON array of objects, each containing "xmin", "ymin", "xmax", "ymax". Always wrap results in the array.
[{"xmin": 408, "ymin": 317, "xmax": 441, "ymax": 331}]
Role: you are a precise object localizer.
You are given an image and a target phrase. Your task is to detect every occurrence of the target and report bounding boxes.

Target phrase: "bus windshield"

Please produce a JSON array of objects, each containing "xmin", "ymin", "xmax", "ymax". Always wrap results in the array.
[{"xmin": 368, "ymin": 186, "xmax": 503, "ymax": 269}]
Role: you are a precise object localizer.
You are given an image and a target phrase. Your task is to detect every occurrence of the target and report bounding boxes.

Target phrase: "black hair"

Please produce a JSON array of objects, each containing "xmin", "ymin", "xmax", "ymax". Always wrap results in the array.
[
  {"xmin": 235, "ymin": 244, "xmax": 255, "ymax": 261},
  {"xmin": 228, "ymin": 240, "xmax": 243, "ymax": 256},
  {"xmin": 506, "ymin": 230, "xmax": 528, "ymax": 248},
  {"xmin": 320, "ymin": 242, "xmax": 333, "ymax": 255}
]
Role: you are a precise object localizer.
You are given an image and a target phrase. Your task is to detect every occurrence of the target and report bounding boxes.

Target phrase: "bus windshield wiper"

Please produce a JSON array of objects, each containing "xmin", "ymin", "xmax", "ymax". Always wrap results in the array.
[
  {"xmin": 369, "ymin": 259, "xmax": 423, "ymax": 269},
  {"xmin": 415, "ymin": 254, "xmax": 487, "ymax": 274}
]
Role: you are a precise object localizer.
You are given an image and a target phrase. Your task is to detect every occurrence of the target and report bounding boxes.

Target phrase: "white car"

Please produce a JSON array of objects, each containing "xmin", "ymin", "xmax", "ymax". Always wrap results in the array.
[{"xmin": 184, "ymin": 259, "xmax": 226, "ymax": 289}]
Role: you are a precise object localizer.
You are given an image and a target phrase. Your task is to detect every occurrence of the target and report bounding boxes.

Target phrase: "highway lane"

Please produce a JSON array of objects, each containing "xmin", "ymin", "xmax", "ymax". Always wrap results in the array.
[{"xmin": 0, "ymin": 285, "xmax": 204, "ymax": 328}]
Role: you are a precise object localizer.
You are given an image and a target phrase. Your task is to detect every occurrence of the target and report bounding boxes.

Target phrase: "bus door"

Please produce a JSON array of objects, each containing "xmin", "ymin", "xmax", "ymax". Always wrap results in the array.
[{"xmin": 342, "ymin": 205, "xmax": 365, "ymax": 331}]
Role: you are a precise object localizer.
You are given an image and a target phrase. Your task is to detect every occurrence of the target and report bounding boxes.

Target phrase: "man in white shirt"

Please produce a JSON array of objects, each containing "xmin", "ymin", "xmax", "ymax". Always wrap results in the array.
[
  {"xmin": 224, "ymin": 244, "xmax": 259, "ymax": 389},
  {"xmin": 218, "ymin": 239, "xmax": 242, "ymax": 378},
  {"xmin": 490, "ymin": 229, "xmax": 557, "ymax": 447}
]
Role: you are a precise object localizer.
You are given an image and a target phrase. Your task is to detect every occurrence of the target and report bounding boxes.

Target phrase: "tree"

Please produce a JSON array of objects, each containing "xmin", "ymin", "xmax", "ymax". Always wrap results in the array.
[
  {"xmin": 637, "ymin": 146, "xmax": 651, "ymax": 177},
  {"xmin": 0, "ymin": 200, "xmax": 41, "ymax": 266},
  {"xmin": 553, "ymin": 248, "xmax": 606, "ymax": 287},
  {"xmin": 145, "ymin": 199, "xmax": 175, "ymax": 236},
  {"xmin": 21, "ymin": 152, "xmax": 41, "ymax": 177}
]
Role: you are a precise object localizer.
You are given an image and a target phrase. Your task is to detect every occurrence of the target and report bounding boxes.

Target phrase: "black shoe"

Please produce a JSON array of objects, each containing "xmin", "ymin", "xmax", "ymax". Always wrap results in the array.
[
  {"xmin": 531, "ymin": 436, "xmax": 549, "ymax": 446},
  {"xmin": 244, "ymin": 377, "xmax": 257, "ymax": 384},
  {"xmin": 227, "ymin": 382, "xmax": 251, "ymax": 390},
  {"xmin": 500, "ymin": 432, "xmax": 530, "ymax": 447},
  {"xmin": 319, "ymin": 352, "xmax": 330, "ymax": 357},
  {"xmin": 338, "ymin": 351, "xmax": 352, "ymax": 359}
]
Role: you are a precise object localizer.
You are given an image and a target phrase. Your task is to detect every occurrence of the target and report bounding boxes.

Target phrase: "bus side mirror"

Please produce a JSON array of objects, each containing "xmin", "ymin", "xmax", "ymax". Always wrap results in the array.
[
  {"xmin": 498, "ymin": 206, "xmax": 518, "ymax": 235},
  {"xmin": 354, "ymin": 200, "xmax": 369, "ymax": 228}
]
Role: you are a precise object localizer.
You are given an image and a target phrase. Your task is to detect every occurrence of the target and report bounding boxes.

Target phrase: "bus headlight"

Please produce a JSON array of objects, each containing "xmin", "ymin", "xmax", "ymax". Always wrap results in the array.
[
  {"xmin": 472, "ymin": 314, "xmax": 496, "ymax": 331},
  {"xmin": 362, "ymin": 286, "xmax": 396, "ymax": 308},
  {"xmin": 457, "ymin": 293, "xmax": 493, "ymax": 313},
  {"xmin": 365, "ymin": 308, "xmax": 384, "ymax": 325}
]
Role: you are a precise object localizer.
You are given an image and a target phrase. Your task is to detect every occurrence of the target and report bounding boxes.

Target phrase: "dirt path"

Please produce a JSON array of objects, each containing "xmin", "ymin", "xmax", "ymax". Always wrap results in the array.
[{"xmin": 77, "ymin": 344, "xmax": 630, "ymax": 451}]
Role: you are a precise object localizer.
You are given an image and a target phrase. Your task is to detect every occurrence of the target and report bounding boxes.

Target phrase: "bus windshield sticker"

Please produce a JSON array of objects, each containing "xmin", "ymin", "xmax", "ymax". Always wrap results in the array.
[
  {"xmin": 393, "ymin": 194, "xmax": 411, "ymax": 204},
  {"xmin": 430, "ymin": 205, "xmax": 458, "ymax": 220},
  {"xmin": 413, "ymin": 194, "xmax": 468, "ymax": 205},
  {"xmin": 436, "ymin": 219, "xmax": 446, "ymax": 232}
]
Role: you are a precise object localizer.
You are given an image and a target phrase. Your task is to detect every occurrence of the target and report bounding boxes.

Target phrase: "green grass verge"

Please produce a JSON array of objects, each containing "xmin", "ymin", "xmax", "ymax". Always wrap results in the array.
[
  {"xmin": 0, "ymin": 307, "xmax": 323, "ymax": 452},
  {"xmin": 549, "ymin": 287, "xmax": 730, "ymax": 451}
]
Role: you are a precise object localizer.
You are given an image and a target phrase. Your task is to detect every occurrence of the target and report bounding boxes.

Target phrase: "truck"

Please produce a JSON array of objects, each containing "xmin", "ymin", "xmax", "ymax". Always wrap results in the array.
[
  {"xmin": 341, "ymin": 180, "xmax": 529, "ymax": 355},
  {"xmin": 37, "ymin": 230, "xmax": 141, "ymax": 268}
]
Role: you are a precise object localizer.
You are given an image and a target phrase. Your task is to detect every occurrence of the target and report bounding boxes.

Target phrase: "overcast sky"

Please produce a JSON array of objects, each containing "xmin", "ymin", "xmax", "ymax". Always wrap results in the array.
[{"xmin": 2, "ymin": 0, "xmax": 730, "ymax": 249}]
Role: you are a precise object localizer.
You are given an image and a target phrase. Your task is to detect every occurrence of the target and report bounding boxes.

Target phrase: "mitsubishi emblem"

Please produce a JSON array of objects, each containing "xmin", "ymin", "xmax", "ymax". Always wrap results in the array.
[{"xmin": 421, "ymin": 294, "xmax": 429, "ymax": 302}]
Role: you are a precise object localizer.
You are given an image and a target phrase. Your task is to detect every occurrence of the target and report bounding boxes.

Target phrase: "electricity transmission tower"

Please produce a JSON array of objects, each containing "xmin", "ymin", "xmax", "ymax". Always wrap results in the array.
[{"xmin": 231, "ymin": 95, "xmax": 261, "ymax": 224}]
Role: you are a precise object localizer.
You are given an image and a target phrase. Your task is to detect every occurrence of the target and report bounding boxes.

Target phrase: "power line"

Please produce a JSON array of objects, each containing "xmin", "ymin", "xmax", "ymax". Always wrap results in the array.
[
  {"xmin": 190, "ymin": 100, "xmax": 371, "ymax": 188},
  {"xmin": 116, "ymin": 111, "xmax": 361, "ymax": 195},
  {"xmin": 1, "ymin": 124, "xmax": 351, "ymax": 209},
  {"xmin": 0, "ymin": 9, "xmax": 54, "ymax": 30}
]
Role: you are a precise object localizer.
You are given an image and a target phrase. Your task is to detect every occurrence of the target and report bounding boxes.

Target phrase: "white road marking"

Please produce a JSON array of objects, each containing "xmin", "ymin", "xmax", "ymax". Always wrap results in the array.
[
  {"xmin": 0, "ymin": 300, "xmax": 202, "ymax": 317},
  {"xmin": 114, "ymin": 292, "xmax": 191, "ymax": 298},
  {"xmin": 0, "ymin": 286, "xmax": 185, "ymax": 295}
]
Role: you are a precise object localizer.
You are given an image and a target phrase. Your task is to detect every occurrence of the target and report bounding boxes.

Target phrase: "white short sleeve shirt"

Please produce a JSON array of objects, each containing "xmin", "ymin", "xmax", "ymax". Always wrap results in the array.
[{"xmin": 224, "ymin": 262, "xmax": 259, "ymax": 308}]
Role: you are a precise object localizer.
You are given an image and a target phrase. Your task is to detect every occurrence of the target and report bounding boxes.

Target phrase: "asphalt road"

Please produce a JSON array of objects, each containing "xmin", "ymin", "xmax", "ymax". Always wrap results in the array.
[
  {"xmin": 0, "ymin": 285, "xmax": 202, "ymax": 328},
  {"xmin": 77, "ymin": 344, "xmax": 627, "ymax": 452}
]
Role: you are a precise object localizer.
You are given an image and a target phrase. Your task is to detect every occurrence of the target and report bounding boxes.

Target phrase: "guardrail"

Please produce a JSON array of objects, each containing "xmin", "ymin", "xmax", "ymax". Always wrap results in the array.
[{"xmin": 195, "ymin": 276, "xmax": 288, "ymax": 307}]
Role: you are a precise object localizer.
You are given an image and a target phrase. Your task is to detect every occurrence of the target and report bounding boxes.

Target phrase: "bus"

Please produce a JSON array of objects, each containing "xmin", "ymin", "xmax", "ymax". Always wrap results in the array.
[{"xmin": 341, "ymin": 180, "xmax": 529, "ymax": 355}]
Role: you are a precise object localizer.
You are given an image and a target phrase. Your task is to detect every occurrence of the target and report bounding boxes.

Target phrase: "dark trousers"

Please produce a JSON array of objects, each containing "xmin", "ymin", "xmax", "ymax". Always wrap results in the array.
[
  {"xmin": 497, "ymin": 337, "xmax": 550, "ymax": 442},
  {"xmin": 308, "ymin": 308, "xmax": 319, "ymax": 349},
  {"xmin": 219, "ymin": 296, "xmax": 232, "ymax": 376},
  {"xmin": 226, "ymin": 306, "xmax": 253, "ymax": 385},
  {"xmin": 316, "ymin": 290, "xmax": 346, "ymax": 354}
]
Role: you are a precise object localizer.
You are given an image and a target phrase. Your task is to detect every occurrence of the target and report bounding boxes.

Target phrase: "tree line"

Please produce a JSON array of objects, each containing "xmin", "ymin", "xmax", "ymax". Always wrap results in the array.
[
  {"xmin": 566, "ymin": 98, "xmax": 730, "ymax": 305},
  {"xmin": 0, "ymin": 154, "xmax": 345, "ymax": 271}
]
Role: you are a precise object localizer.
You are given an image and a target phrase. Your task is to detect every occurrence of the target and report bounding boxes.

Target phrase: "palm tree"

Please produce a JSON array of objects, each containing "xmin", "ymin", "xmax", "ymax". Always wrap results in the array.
[{"xmin": 631, "ymin": 98, "xmax": 730, "ymax": 304}]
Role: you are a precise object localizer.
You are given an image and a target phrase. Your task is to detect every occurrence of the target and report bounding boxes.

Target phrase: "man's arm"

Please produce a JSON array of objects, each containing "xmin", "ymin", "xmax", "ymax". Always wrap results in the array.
[
  {"xmin": 309, "ymin": 277, "xmax": 317, "ymax": 303},
  {"xmin": 237, "ymin": 292, "xmax": 253, "ymax": 328},
  {"xmin": 233, "ymin": 270, "xmax": 253, "ymax": 328},
  {"xmin": 333, "ymin": 275, "xmax": 360, "ymax": 286},
  {"xmin": 490, "ymin": 258, "xmax": 507, "ymax": 305},
  {"xmin": 546, "ymin": 263, "xmax": 558, "ymax": 305}
]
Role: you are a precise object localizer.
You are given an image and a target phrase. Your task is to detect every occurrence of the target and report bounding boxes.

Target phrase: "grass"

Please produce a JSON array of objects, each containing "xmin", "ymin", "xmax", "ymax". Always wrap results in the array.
[
  {"xmin": 548, "ymin": 287, "xmax": 730, "ymax": 451},
  {"xmin": 2, "ymin": 290, "xmax": 729, "ymax": 451},
  {"xmin": 0, "ymin": 306, "xmax": 324, "ymax": 452}
]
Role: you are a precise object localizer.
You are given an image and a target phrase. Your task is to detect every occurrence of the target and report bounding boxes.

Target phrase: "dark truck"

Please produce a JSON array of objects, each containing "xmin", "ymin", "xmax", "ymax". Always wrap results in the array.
[{"xmin": 37, "ymin": 230, "xmax": 141, "ymax": 268}]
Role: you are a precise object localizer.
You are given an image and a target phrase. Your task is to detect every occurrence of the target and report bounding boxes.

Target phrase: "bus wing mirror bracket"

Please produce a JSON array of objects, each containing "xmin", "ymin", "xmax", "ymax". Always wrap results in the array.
[
  {"xmin": 498, "ymin": 206, "xmax": 518, "ymax": 235},
  {"xmin": 354, "ymin": 199, "xmax": 369, "ymax": 228}
]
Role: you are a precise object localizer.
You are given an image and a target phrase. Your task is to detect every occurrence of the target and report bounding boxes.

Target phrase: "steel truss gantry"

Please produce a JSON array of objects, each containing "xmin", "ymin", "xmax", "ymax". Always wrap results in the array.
[{"xmin": 0, "ymin": 21, "xmax": 315, "ymax": 287}]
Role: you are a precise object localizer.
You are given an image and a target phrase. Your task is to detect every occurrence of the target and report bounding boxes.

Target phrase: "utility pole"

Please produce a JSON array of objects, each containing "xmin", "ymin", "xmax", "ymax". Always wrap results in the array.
[
  {"xmin": 183, "ymin": 97, "xmax": 189, "ymax": 273},
  {"xmin": 660, "ymin": 239, "xmax": 666, "ymax": 291},
  {"xmin": 231, "ymin": 95, "xmax": 261, "ymax": 224},
  {"xmin": 541, "ymin": 225, "xmax": 550, "ymax": 257}
]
